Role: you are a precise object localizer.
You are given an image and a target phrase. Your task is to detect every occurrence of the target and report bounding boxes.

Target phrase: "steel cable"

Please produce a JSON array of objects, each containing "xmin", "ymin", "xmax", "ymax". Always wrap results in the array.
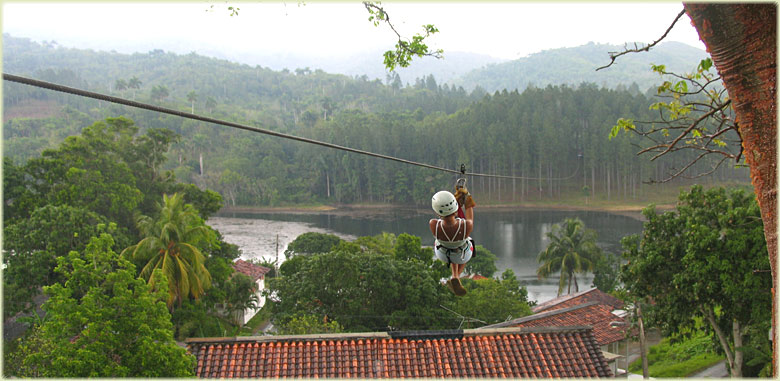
[{"xmin": 4, "ymin": 73, "xmax": 580, "ymax": 180}]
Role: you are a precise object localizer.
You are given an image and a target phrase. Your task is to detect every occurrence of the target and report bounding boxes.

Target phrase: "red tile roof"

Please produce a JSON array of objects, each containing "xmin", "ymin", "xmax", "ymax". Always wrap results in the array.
[
  {"xmin": 482, "ymin": 302, "xmax": 626, "ymax": 346},
  {"xmin": 533, "ymin": 287, "xmax": 623, "ymax": 313},
  {"xmin": 233, "ymin": 259, "xmax": 271, "ymax": 282},
  {"xmin": 186, "ymin": 327, "xmax": 612, "ymax": 378}
]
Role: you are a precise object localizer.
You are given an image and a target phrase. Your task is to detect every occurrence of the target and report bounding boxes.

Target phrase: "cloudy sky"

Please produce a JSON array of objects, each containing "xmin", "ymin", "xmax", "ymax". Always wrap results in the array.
[{"xmin": 3, "ymin": 2, "xmax": 705, "ymax": 62}]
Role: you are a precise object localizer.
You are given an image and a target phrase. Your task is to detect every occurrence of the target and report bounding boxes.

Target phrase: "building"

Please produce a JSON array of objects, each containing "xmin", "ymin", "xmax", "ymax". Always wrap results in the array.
[
  {"xmin": 231, "ymin": 259, "xmax": 271, "ymax": 326},
  {"xmin": 532, "ymin": 287, "xmax": 624, "ymax": 314},
  {"xmin": 186, "ymin": 327, "xmax": 613, "ymax": 378},
  {"xmin": 482, "ymin": 288, "xmax": 629, "ymax": 376}
]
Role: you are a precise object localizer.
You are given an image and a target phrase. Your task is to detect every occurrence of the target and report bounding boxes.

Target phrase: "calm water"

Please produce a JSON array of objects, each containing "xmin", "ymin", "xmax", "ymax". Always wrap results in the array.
[{"xmin": 209, "ymin": 208, "xmax": 644, "ymax": 304}]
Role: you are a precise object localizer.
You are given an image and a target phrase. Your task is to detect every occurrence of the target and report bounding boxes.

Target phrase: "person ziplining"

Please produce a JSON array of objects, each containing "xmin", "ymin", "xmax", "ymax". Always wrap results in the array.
[{"xmin": 429, "ymin": 180, "xmax": 476, "ymax": 296}]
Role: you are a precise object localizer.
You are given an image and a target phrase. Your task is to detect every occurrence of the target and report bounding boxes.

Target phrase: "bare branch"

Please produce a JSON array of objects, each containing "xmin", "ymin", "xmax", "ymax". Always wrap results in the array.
[
  {"xmin": 650, "ymin": 99, "xmax": 732, "ymax": 161},
  {"xmin": 596, "ymin": 9, "xmax": 687, "ymax": 71},
  {"xmin": 645, "ymin": 155, "xmax": 730, "ymax": 184}
]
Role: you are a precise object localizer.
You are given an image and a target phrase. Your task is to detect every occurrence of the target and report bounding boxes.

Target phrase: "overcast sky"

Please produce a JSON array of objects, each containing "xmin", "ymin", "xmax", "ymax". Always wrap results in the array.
[{"xmin": 3, "ymin": 2, "xmax": 706, "ymax": 61}]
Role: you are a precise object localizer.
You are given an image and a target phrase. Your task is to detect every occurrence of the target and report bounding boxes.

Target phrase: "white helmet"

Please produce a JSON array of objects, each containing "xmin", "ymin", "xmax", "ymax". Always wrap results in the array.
[{"xmin": 432, "ymin": 191, "xmax": 458, "ymax": 217}]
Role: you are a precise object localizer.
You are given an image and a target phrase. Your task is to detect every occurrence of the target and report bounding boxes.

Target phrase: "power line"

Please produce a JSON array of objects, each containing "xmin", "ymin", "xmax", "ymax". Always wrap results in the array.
[{"xmin": 3, "ymin": 73, "xmax": 580, "ymax": 181}]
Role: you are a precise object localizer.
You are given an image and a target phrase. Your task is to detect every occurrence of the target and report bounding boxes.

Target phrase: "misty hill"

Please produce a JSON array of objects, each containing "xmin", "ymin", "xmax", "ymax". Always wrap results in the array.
[
  {"xmin": 215, "ymin": 48, "xmax": 505, "ymax": 86},
  {"xmin": 450, "ymin": 41, "xmax": 709, "ymax": 93}
]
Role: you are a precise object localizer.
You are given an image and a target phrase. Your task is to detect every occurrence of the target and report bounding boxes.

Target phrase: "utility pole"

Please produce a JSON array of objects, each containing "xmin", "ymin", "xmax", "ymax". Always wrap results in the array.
[
  {"xmin": 638, "ymin": 303, "xmax": 649, "ymax": 378},
  {"xmin": 275, "ymin": 234, "xmax": 280, "ymax": 275}
]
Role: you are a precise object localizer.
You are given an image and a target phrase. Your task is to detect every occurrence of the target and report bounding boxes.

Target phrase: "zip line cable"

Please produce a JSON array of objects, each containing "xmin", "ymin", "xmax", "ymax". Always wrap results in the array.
[{"xmin": 3, "ymin": 73, "xmax": 580, "ymax": 181}]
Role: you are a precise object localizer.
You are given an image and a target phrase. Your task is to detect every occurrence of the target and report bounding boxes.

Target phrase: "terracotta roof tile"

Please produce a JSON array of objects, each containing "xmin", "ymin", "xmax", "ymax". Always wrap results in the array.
[
  {"xmin": 232, "ymin": 259, "xmax": 270, "ymax": 282},
  {"xmin": 484, "ymin": 302, "xmax": 626, "ymax": 346},
  {"xmin": 187, "ymin": 327, "xmax": 611, "ymax": 378},
  {"xmin": 533, "ymin": 287, "xmax": 623, "ymax": 313}
]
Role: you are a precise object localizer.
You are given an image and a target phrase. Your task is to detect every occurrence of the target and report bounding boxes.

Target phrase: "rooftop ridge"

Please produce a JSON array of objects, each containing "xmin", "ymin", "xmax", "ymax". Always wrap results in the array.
[
  {"xmin": 184, "ymin": 325, "xmax": 596, "ymax": 344},
  {"xmin": 533, "ymin": 287, "xmax": 599, "ymax": 311},
  {"xmin": 481, "ymin": 301, "xmax": 602, "ymax": 329}
]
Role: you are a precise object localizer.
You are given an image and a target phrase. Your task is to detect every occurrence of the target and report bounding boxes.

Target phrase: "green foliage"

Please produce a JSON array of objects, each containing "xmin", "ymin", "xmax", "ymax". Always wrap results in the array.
[
  {"xmin": 609, "ymin": 118, "xmax": 635, "ymax": 140},
  {"xmin": 270, "ymin": 248, "xmax": 453, "ymax": 331},
  {"xmin": 170, "ymin": 299, "xmax": 225, "ymax": 341},
  {"xmin": 537, "ymin": 218, "xmax": 601, "ymax": 296},
  {"xmin": 591, "ymin": 251, "xmax": 620, "ymax": 293},
  {"xmin": 8, "ymin": 233, "xmax": 195, "ymax": 377},
  {"xmin": 464, "ymin": 245, "xmax": 498, "ymax": 278},
  {"xmin": 393, "ymin": 233, "xmax": 430, "ymax": 262},
  {"xmin": 223, "ymin": 273, "xmax": 260, "ymax": 326},
  {"xmin": 620, "ymin": 185, "xmax": 770, "ymax": 375},
  {"xmin": 2, "ymin": 205, "xmax": 119, "ymax": 319},
  {"xmin": 628, "ymin": 331, "xmax": 722, "ymax": 377},
  {"xmin": 453, "ymin": 272, "xmax": 532, "ymax": 327},
  {"xmin": 283, "ymin": 232, "xmax": 343, "ymax": 259},
  {"xmin": 271, "ymin": 234, "xmax": 532, "ymax": 332},
  {"xmin": 355, "ymin": 232, "xmax": 397, "ymax": 256},
  {"xmin": 122, "ymin": 193, "xmax": 216, "ymax": 308},
  {"xmin": 363, "ymin": 2, "xmax": 443, "ymax": 71},
  {"xmin": 612, "ymin": 58, "xmax": 738, "ymax": 182},
  {"xmin": 276, "ymin": 313, "xmax": 344, "ymax": 335},
  {"xmin": 173, "ymin": 183, "xmax": 223, "ymax": 220}
]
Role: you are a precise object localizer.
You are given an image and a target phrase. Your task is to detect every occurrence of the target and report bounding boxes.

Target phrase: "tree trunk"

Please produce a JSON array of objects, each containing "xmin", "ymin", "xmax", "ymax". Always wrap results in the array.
[
  {"xmin": 733, "ymin": 320, "xmax": 743, "ymax": 378},
  {"xmin": 326, "ymin": 171, "xmax": 330, "ymax": 198},
  {"xmin": 199, "ymin": 152, "xmax": 204, "ymax": 176},
  {"xmin": 704, "ymin": 307, "xmax": 737, "ymax": 376},
  {"xmin": 538, "ymin": 161, "xmax": 543, "ymax": 200},
  {"xmin": 638, "ymin": 303, "xmax": 649, "ymax": 378},
  {"xmin": 685, "ymin": 5, "xmax": 777, "ymax": 374}
]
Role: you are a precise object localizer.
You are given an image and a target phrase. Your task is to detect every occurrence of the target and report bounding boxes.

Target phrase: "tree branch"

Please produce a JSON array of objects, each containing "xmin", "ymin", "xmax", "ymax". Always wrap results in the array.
[
  {"xmin": 363, "ymin": 1, "xmax": 443, "ymax": 71},
  {"xmin": 650, "ymin": 99, "xmax": 732, "ymax": 161},
  {"xmin": 596, "ymin": 9, "xmax": 687, "ymax": 71}
]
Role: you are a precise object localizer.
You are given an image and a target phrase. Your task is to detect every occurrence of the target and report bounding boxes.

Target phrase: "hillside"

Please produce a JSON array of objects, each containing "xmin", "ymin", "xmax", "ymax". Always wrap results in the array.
[
  {"xmin": 450, "ymin": 41, "xmax": 709, "ymax": 93},
  {"xmin": 2, "ymin": 33, "xmax": 746, "ymax": 209},
  {"xmin": 215, "ymin": 47, "xmax": 505, "ymax": 86}
]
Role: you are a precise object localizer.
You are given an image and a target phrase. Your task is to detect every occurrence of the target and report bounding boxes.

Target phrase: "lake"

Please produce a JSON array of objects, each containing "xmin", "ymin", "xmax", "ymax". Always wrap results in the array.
[{"xmin": 208, "ymin": 207, "xmax": 644, "ymax": 304}]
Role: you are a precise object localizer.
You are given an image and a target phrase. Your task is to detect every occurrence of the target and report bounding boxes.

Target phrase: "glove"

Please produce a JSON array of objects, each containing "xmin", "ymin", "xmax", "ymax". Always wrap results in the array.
[{"xmin": 454, "ymin": 187, "xmax": 476, "ymax": 209}]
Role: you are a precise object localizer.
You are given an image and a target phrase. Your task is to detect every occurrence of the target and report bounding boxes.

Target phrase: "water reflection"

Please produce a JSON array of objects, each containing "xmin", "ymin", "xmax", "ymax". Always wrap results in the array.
[{"xmin": 211, "ymin": 208, "xmax": 644, "ymax": 304}]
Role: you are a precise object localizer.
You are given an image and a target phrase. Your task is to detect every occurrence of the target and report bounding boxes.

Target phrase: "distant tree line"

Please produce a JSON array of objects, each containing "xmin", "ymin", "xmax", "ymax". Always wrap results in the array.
[{"xmin": 3, "ymin": 34, "xmax": 749, "ymax": 208}]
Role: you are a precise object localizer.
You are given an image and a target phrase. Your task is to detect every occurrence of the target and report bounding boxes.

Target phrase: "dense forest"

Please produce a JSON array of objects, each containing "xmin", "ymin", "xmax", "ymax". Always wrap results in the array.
[{"xmin": 3, "ymin": 34, "xmax": 748, "ymax": 207}]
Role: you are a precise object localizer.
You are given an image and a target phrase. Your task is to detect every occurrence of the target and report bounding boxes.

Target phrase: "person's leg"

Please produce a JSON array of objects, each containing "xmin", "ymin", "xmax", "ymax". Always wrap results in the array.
[
  {"xmin": 451, "ymin": 263, "xmax": 459, "ymax": 279},
  {"xmin": 454, "ymin": 263, "xmax": 465, "ymax": 278}
]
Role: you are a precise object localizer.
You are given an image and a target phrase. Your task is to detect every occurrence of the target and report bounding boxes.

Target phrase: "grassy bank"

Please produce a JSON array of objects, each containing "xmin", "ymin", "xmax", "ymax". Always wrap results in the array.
[
  {"xmin": 218, "ymin": 182, "xmax": 752, "ymax": 218},
  {"xmin": 628, "ymin": 332, "xmax": 724, "ymax": 377}
]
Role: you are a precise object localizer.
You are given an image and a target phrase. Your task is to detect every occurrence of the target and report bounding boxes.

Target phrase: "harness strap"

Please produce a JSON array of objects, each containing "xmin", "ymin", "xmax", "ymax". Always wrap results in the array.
[{"xmin": 436, "ymin": 218, "xmax": 464, "ymax": 242}]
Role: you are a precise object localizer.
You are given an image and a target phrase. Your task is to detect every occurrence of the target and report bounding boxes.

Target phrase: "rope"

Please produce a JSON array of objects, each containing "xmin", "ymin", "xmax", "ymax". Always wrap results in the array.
[{"xmin": 3, "ymin": 73, "xmax": 580, "ymax": 181}]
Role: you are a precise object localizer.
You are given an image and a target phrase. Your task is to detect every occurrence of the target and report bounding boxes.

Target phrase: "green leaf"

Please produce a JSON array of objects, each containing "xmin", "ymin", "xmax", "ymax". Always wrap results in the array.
[
  {"xmin": 698, "ymin": 58, "xmax": 713, "ymax": 72},
  {"xmin": 609, "ymin": 118, "xmax": 635, "ymax": 140},
  {"xmin": 609, "ymin": 124, "xmax": 620, "ymax": 140},
  {"xmin": 651, "ymin": 64, "xmax": 666, "ymax": 74},
  {"xmin": 673, "ymin": 80, "xmax": 688, "ymax": 93}
]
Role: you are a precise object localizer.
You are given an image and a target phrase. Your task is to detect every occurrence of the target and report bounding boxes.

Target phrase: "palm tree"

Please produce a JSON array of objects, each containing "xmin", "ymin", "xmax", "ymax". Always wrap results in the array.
[
  {"xmin": 536, "ymin": 218, "xmax": 600, "ymax": 297},
  {"xmin": 187, "ymin": 90, "xmax": 198, "ymax": 114},
  {"xmin": 127, "ymin": 76, "xmax": 142, "ymax": 100},
  {"xmin": 151, "ymin": 85, "xmax": 169, "ymax": 102},
  {"xmin": 114, "ymin": 79, "xmax": 127, "ymax": 93},
  {"xmin": 224, "ymin": 273, "xmax": 260, "ymax": 326},
  {"xmin": 122, "ymin": 193, "xmax": 215, "ymax": 309}
]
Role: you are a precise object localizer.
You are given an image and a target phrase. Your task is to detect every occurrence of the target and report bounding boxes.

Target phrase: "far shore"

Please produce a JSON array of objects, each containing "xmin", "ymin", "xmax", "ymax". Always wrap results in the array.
[{"xmin": 217, "ymin": 201, "xmax": 677, "ymax": 221}]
